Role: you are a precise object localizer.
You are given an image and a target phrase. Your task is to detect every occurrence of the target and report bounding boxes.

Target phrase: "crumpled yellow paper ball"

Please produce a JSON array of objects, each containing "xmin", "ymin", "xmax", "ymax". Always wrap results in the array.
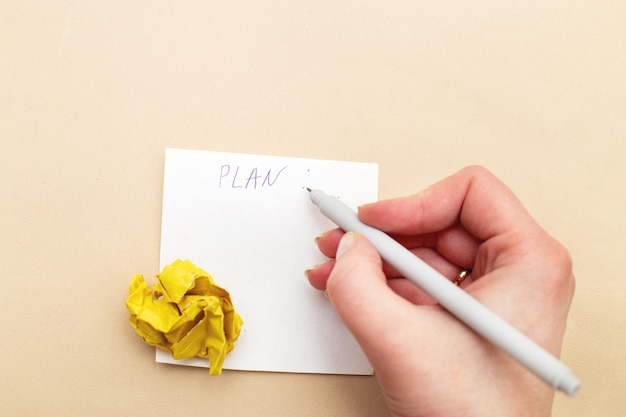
[{"xmin": 126, "ymin": 259, "xmax": 243, "ymax": 375}]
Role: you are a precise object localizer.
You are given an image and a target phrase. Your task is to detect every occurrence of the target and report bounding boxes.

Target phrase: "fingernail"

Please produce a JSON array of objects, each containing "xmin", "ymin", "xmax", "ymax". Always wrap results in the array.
[
  {"xmin": 336, "ymin": 232, "xmax": 356, "ymax": 258},
  {"xmin": 304, "ymin": 264, "xmax": 322, "ymax": 279},
  {"xmin": 314, "ymin": 231, "xmax": 328, "ymax": 244}
]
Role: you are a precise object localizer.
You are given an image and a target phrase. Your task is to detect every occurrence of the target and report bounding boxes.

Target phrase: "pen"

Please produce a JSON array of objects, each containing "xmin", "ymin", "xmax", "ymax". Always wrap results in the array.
[{"xmin": 308, "ymin": 188, "xmax": 581, "ymax": 396}]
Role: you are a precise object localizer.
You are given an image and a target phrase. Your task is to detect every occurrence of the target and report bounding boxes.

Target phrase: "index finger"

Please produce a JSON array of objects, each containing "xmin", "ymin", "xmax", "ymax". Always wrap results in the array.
[{"xmin": 358, "ymin": 166, "xmax": 534, "ymax": 241}]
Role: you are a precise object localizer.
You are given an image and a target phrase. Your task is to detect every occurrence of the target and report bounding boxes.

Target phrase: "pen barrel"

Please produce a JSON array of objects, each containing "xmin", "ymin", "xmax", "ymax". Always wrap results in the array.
[{"xmin": 311, "ymin": 190, "xmax": 580, "ymax": 396}]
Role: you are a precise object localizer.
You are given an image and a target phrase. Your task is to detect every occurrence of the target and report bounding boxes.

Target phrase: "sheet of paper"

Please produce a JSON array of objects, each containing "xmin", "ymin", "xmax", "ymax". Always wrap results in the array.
[{"xmin": 157, "ymin": 148, "xmax": 378, "ymax": 375}]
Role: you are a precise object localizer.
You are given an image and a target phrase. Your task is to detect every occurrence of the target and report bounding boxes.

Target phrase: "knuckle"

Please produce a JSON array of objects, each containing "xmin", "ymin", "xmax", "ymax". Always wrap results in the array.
[{"xmin": 543, "ymin": 237, "xmax": 575, "ymax": 291}]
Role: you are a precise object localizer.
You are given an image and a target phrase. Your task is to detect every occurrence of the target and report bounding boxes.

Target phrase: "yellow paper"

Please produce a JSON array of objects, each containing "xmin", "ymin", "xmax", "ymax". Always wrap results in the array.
[{"xmin": 126, "ymin": 259, "xmax": 243, "ymax": 375}]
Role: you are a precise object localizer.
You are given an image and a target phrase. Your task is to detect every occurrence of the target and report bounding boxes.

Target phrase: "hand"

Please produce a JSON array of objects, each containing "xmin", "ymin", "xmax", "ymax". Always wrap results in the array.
[{"xmin": 306, "ymin": 166, "xmax": 575, "ymax": 417}]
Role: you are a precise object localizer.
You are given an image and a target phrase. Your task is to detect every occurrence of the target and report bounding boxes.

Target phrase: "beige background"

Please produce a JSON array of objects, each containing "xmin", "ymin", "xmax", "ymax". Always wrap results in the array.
[{"xmin": 2, "ymin": 1, "xmax": 624, "ymax": 416}]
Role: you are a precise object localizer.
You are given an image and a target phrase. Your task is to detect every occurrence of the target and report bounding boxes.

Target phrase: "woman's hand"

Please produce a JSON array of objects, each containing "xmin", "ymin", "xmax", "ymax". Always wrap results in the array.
[{"xmin": 306, "ymin": 166, "xmax": 575, "ymax": 417}]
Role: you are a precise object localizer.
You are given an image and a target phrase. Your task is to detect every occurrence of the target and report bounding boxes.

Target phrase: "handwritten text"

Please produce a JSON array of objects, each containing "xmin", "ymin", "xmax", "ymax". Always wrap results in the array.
[{"xmin": 219, "ymin": 164, "xmax": 288, "ymax": 189}]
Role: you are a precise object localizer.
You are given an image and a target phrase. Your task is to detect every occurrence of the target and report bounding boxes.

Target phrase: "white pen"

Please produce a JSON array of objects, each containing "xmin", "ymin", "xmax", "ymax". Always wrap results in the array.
[{"xmin": 308, "ymin": 188, "xmax": 581, "ymax": 396}]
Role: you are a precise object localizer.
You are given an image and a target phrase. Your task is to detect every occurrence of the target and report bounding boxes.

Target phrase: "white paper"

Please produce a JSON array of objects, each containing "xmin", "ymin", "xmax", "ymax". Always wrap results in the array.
[{"xmin": 157, "ymin": 148, "xmax": 378, "ymax": 375}]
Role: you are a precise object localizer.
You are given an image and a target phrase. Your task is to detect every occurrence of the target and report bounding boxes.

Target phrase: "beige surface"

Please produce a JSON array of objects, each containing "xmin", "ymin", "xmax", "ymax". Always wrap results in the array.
[{"xmin": 2, "ymin": 1, "xmax": 625, "ymax": 415}]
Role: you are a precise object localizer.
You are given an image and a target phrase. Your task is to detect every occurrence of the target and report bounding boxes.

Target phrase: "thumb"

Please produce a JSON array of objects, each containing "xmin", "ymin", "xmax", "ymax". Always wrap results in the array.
[{"xmin": 326, "ymin": 232, "xmax": 415, "ymax": 353}]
